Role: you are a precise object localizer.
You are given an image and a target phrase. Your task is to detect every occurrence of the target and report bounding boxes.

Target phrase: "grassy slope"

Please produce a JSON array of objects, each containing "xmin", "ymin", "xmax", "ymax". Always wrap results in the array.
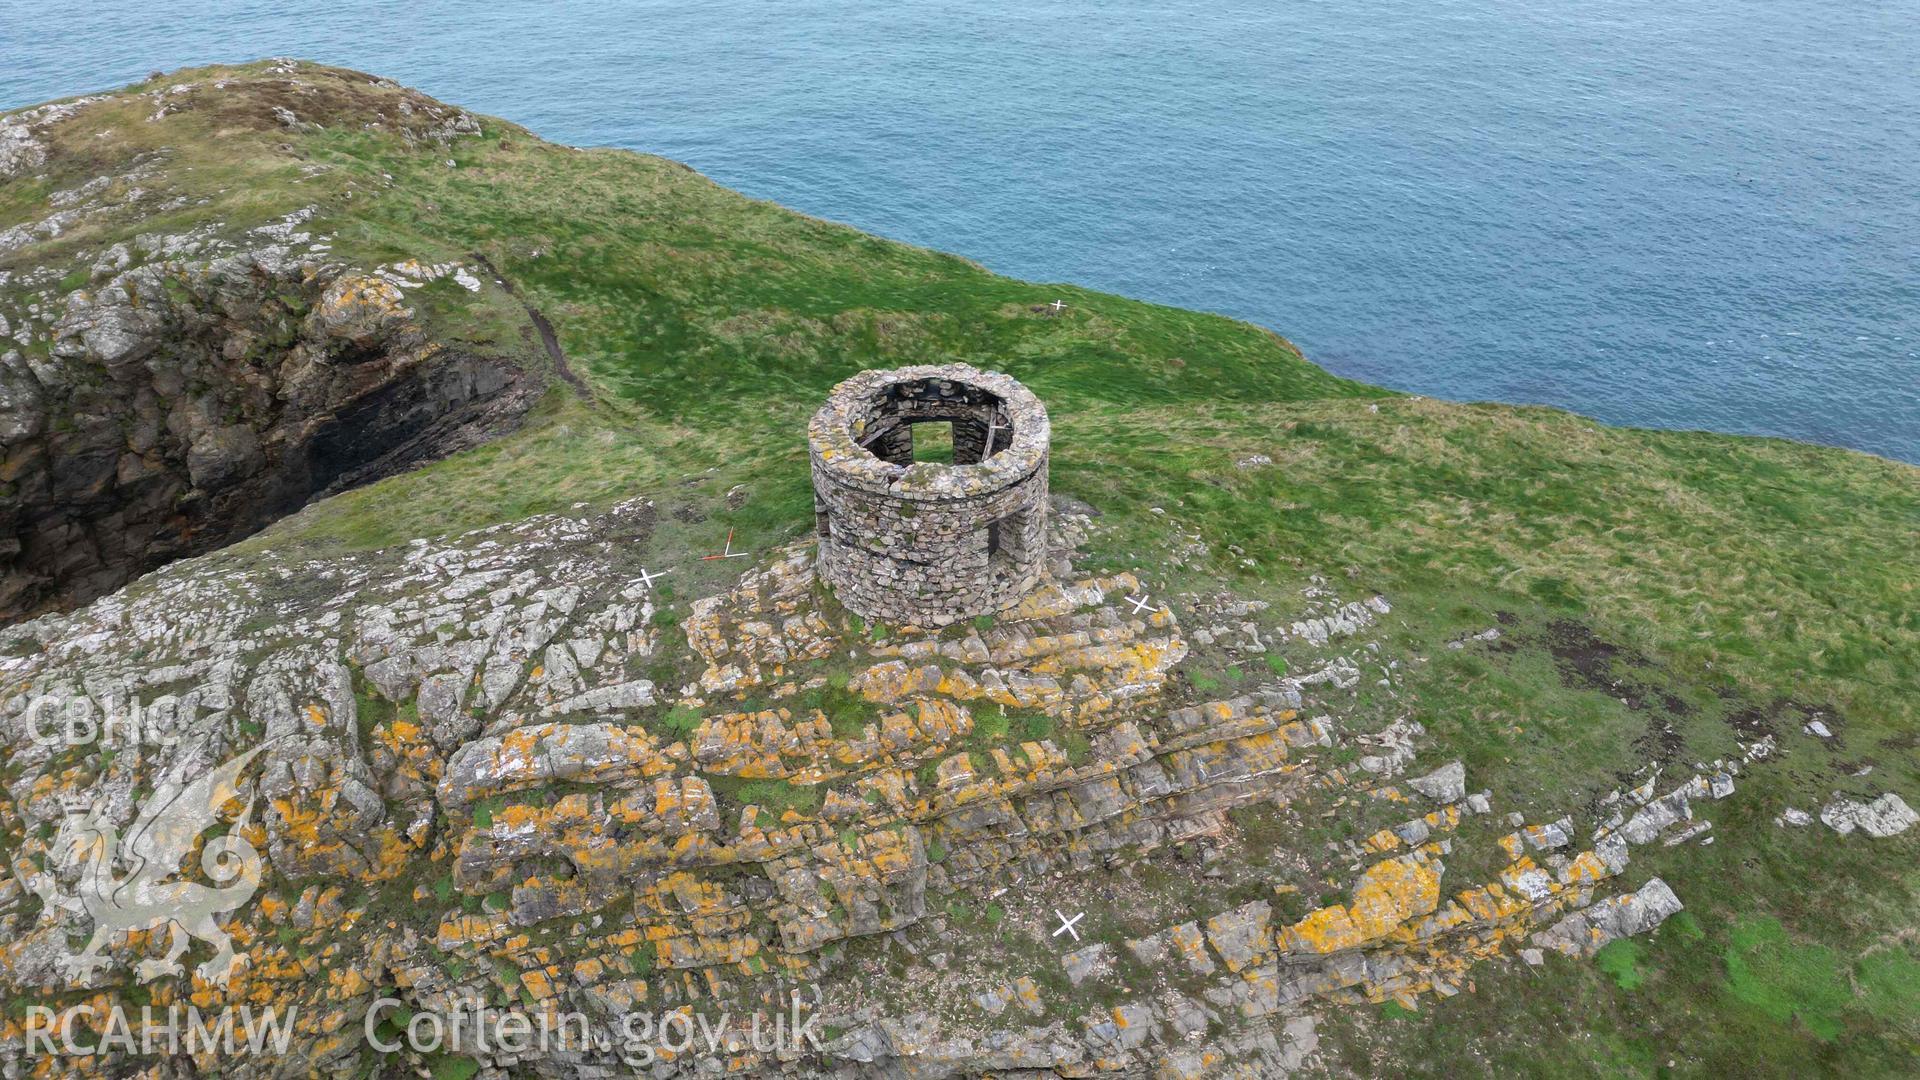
[
  {"xmin": 1072, "ymin": 401, "xmax": 1919, "ymax": 1074},
  {"xmin": 270, "ymin": 106, "xmax": 1378, "ymax": 548},
  {"xmin": 16, "ymin": 64, "xmax": 1919, "ymax": 1075}
]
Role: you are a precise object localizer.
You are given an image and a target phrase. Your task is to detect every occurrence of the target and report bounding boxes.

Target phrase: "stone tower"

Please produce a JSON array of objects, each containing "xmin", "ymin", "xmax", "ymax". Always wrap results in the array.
[{"xmin": 809, "ymin": 364, "xmax": 1050, "ymax": 626}]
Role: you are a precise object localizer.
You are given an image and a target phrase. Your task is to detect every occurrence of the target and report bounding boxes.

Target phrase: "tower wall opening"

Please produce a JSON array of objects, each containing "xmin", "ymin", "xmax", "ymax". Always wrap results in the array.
[{"xmin": 808, "ymin": 364, "xmax": 1051, "ymax": 626}]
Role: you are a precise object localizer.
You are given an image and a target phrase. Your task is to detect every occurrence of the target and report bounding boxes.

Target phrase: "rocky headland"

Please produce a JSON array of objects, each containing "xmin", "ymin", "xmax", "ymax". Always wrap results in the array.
[{"xmin": 1, "ymin": 61, "xmax": 1915, "ymax": 1078}]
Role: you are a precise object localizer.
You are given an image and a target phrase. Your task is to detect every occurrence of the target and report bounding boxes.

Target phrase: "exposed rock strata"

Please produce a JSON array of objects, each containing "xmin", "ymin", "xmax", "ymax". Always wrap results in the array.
[
  {"xmin": 0, "ymin": 63, "xmax": 536, "ymax": 623},
  {"xmin": 0, "ymin": 245, "xmax": 536, "ymax": 622},
  {"xmin": 0, "ymin": 501, "xmax": 1721, "ymax": 1077}
]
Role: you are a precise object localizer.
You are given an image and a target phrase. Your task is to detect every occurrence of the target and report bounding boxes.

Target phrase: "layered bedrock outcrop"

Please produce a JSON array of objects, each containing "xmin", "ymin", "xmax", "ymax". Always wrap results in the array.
[{"xmin": 0, "ymin": 252, "xmax": 538, "ymax": 622}]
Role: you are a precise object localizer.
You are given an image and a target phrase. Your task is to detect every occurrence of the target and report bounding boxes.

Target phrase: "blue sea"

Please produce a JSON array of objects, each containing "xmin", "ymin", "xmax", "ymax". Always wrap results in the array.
[{"xmin": 4, "ymin": 1, "xmax": 1916, "ymax": 462}]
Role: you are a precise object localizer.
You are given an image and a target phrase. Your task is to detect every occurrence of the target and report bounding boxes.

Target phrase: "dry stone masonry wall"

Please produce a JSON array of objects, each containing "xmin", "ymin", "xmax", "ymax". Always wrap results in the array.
[{"xmin": 809, "ymin": 364, "xmax": 1049, "ymax": 627}]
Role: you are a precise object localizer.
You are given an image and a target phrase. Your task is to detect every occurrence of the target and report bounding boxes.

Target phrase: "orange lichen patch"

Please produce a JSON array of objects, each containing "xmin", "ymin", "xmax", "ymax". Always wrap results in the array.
[
  {"xmin": 589, "ymin": 977, "xmax": 650, "ymax": 1011},
  {"xmin": 635, "ymin": 870, "xmax": 743, "ymax": 927},
  {"xmin": 1523, "ymin": 822, "xmax": 1569, "ymax": 850},
  {"xmin": 1169, "ymin": 923, "xmax": 1214, "ymax": 974},
  {"xmin": 1019, "ymin": 740, "xmax": 1070, "ymax": 771},
  {"xmin": 1166, "ymin": 727, "xmax": 1291, "ymax": 788},
  {"xmin": 1404, "ymin": 897, "xmax": 1477, "ymax": 940},
  {"xmin": 520, "ymin": 968, "xmax": 558, "ymax": 1001},
  {"xmin": 847, "ymin": 661, "xmax": 967, "ymax": 707},
  {"xmin": 327, "ymin": 963, "xmax": 372, "ymax": 998},
  {"xmin": 23, "ymin": 773, "xmax": 66, "ymax": 808},
  {"xmin": 1007, "ymin": 573, "xmax": 1142, "ymax": 621},
  {"xmin": 1231, "ymin": 966, "xmax": 1283, "ymax": 1018},
  {"xmin": 658, "ymin": 929, "xmax": 761, "ymax": 970},
  {"xmin": 768, "ymin": 827, "xmax": 926, "ymax": 952},
  {"xmin": 988, "ymin": 745, "xmax": 1040, "ymax": 780},
  {"xmin": 1452, "ymin": 880, "xmax": 1522, "ymax": 923},
  {"xmin": 1042, "ymin": 637, "xmax": 1186, "ymax": 694},
  {"xmin": 846, "ymin": 586, "xmax": 1184, "ymax": 722},
  {"xmin": 1279, "ymin": 854, "xmax": 1444, "ymax": 955},
  {"xmin": 865, "ymin": 832, "xmax": 920, "ymax": 878},
  {"xmin": 572, "ymin": 957, "xmax": 607, "ymax": 986},
  {"xmin": 683, "ymin": 550, "xmax": 836, "ymax": 694},
  {"xmin": 376, "ymin": 718, "xmax": 442, "ymax": 783},
  {"xmin": 364, "ymin": 825, "xmax": 419, "ymax": 879},
  {"xmin": 1366, "ymin": 828, "xmax": 1404, "ymax": 853},
  {"xmin": 1101, "ymin": 724, "xmax": 1154, "ymax": 761},
  {"xmin": 317, "ymin": 274, "xmax": 415, "ymax": 346},
  {"xmin": 932, "ymin": 752, "xmax": 978, "ymax": 791},
  {"xmin": 1560, "ymin": 849, "xmax": 1613, "ymax": 885},
  {"xmin": 448, "ymin": 722, "xmax": 677, "ymax": 806},
  {"xmin": 907, "ymin": 698, "xmax": 973, "ymax": 744},
  {"xmin": 689, "ymin": 698, "xmax": 981, "ymax": 788},
  {"xmin": 436, "ymin": 912, "xmax": 509, "ymax": 951},
  {"xmin": 855, "ymin": 768, "xmax": 912, "ymax": 809},
  {"xmin": 1498, "ymin": 856, "xmax": 1554, "ymax": 901},
  {"xmin": 269, "ymin": 796, "xmax": 327, "ymax": 846},
  {"xmin": 690, "ymin": 708, "xmax": 805, "ymax": 777}
]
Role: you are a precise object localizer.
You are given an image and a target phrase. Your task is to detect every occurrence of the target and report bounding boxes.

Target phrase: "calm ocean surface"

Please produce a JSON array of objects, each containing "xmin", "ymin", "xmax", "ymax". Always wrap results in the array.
[{"xmin": 4, "ymin": 1, "xmax": 1916, "ymax": 462}]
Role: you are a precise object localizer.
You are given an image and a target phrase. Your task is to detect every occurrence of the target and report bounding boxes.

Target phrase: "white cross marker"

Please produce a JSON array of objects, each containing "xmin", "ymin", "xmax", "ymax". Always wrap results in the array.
[
  {"xmin": 636, "ymin": 567, "xmax": 669, "ymax": 588},
  {"xmin": 1125, "ymin": 594, "xmax": 1156, "ymax": 615},
  {"xmin": 1052, "ymin": 909, "xmax": 1085, "ymax": 942},
  {"xmin": 1050, "ymin": 300, "xmax": 1066, "ymax": 313}
]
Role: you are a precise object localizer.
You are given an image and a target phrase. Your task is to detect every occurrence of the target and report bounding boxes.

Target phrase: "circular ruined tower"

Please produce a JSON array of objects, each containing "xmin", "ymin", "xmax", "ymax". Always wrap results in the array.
[{"xmin": 809, "ymin": 364, "xmax": 1050, "ymax": 626}]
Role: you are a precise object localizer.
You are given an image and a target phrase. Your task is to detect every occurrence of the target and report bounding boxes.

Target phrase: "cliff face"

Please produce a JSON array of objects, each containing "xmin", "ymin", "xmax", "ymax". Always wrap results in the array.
[
  {"xmin": 0, "ymin": 64, "xmax": 547, "ymax": 622},
  {"xmin": 0, "ymin": 244, "xmax": 533, "ymax": 620}
]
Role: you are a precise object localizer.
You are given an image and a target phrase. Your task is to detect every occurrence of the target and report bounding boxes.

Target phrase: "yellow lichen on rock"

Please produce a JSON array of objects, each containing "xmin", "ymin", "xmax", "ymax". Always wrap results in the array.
[{"xmin": 1278, "ymin": 853, "xmax": 1444, "ymax": 955}]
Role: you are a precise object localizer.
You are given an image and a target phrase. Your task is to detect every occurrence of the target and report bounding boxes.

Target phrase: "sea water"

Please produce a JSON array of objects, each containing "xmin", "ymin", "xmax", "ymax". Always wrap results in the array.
[{"xmin": 4, "ymin": 0, "xmax": 1915, "ymax": 461}]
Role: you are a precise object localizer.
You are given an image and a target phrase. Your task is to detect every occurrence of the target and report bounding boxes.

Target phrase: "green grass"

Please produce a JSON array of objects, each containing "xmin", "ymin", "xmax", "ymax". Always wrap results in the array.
[
  {"xmin": 656, "ymin": 704, "xmax": 703, "ymax": 739},
  {"xmin": 1853, "ymin": 947, "xmax": 1920, "ymax": 1027},
  {"xmin": 430, "ymin": 1057, "xmax": 480, "ymax": 1080},
  {"xmin": 7, "ymin": 61, "xmax": 1917, "ymax": 1078},
  {"xmin": 1724, "ymin": 917, "xmax": 1850, "ymax": 1041},
  {"xmin": 971, "ymin": 713, "xmax": 1011, "ymax": 743},
  {"xmin": 798, "ymin": 678, "xmax": 885, "ymax": 739},
  {"xmin": 1015, "ymin": 715, "xmax": 1055, "ymax": 742},
  {"xmin": 1060, "ymin": 732, "xmax": 1093, "ymax": 766},
  {"xmin": 911, "ymin": 421, "xmax": 956, "ymax": 463},
  {"xmin": 1595, "ymin": 939, "xmax": 1647, "ymax": 991},
  {"xmin": 708, "ymin": 776, "xmax": 822, "ymax": 818}
]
